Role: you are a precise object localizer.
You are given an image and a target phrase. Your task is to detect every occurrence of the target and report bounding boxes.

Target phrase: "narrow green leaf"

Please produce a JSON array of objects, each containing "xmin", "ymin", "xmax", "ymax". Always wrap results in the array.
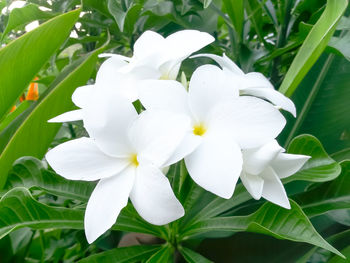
[
  {"xmin": 2, "ymin": 157, "xmax": 95, "ymax": 202},
  {"xmin": 77, "ymin": 245, "xmax": 161, "ymax": 263},
  {"xmin": 284, "ymin": 134, "xmax": 341, "ymax": 183},
  {"xmin": 0, "ymin": 101, "xmax": 31, "ymax": 133},
  {"xmin": 203, "ymin": 0, "xmax": 213, "ymax": 9},
  {"xmin": 0, "ymin": 8, "xmax": 80, "ymax": 121},
  {"xmin": 181, "ymin": 200, "xmax": 343, "ymax": 257},
  {"xmin": 2, "ymin": 3, "xmax": 56, "ymax": 37},
  {"xmin": 294, "ymin": 160, "xmax": 350, "ymax": 217},
  {"xmin": 0, "ymin": 40, "xmax": 105, "ymax": 189},
  {"xmin": 279, "ymin": 0, "xmax": 347, "ymax": 96},
  {"xmin": 222, "ymin": 0, "xmax": 244, "ymax": 39},
  {"xmin": 179, "ymin": 246, "xmax": 213, "ymax": 263},
  {"xmin": 146, "ymin": 244, "xmax": 172, "ymax": 263},
  {"xmin": 0, "ymin": 187, "xmax": 84, "ymax": 239}
]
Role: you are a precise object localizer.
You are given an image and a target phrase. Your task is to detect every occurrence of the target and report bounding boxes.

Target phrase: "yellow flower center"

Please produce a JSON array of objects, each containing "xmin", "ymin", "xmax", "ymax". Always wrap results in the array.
[
  {"xmin": 129, "ymin": 154, "xmax": 139, "ymax": 167},
  {"xmin": 159, "ymin": 74, "xmax": 170, "ymax": 80},
  {"xmin": 193, "ymin": 123, "xmax": 207, "ymax": 136}
]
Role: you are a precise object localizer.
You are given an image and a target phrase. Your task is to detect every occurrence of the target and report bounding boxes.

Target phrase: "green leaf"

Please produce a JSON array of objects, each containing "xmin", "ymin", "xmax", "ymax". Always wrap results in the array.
[
  {"xmin": 222, "ymin": 0, "xmax": 244, "ymax": 39},
  {"xmin": 278, "ymin": 0, "xmax": 347, "ymax": 97},
  {"xmin": 107, "ymin": 0, "xmax": 135, "ymax": 32},
  {"xmin": 281, "ymin": 53, "xmax": 350, "ymax": 153},
  {"xmin": 2, "ymin": 157, "xmax": 95, "ymax": 202},
  {"xmin": 77, "ymin": 245, "xmax": 161, "ymax": 263},
  {"xmin": 283, "ymin": 134, "xmax": 341, "ymax": 183},
  {"xmin": 294, "ymin": 160, "xmax": 350, "ymax": 217},
  {"xmin": 0, "ymin": 39, "xmax": 105, "ymax": 189},
  {"xmin": 146, "ymin": 244, "xmax": 172, "ymax": 263},
  {"xmin": 179, "ymin": 246, "xmax": 213, "ymax": 263},
  {"xmin": 0, "ymin": 8, "xmax": 80, "ymax": 121},
  {"xmin": 328, "ymin": 31, "xmax": 350, "ymax": 61},
  {"xmin": 2, "ymin": 3, "xmax": 56, "ymax": 38},
  {"xmin": 0, "ymin": 187, "xmax": 84, "ymax": 239},
  {"xmin": 181, "ymin": 200, "xmax": 343, "ymax": 257},
  {"xmin": 203, "ymin": 0, "xmax": 213, "ymax": 9},
  {"xmin": 0, "ymin": 101, "xmax": 31, "ymax": 133}
]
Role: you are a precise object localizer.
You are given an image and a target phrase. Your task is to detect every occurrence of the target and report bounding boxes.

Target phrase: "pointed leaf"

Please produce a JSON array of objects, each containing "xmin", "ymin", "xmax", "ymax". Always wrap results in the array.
[
  {"xmin": 179, "ymin": 246, "xmax": 213, "ymax": 263},
  {"xmin": 279, "ymin": 0, "xmax": 347, "ymax": 97},
  {"xmin": 0, "ymin": 9, "xmax": 80, "ymax": 121},
  {"xmin": 181, "ymin": 200, "xmax": 343, "ymax": 257},
  {"xmin": 146, "ymin": 244, "xmax": 172, "ymax": 263},
  {"xmin": 77, "ymin": 245, "xmax": 161, "ymax": 263}
]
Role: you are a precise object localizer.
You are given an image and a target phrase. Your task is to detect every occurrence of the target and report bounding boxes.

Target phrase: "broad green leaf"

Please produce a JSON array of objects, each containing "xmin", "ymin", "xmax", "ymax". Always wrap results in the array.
[
  {"xmin": 278, "ymin": 0, "xmax": 347, "ymax": 97},
  {"xmin": 77, "ymin": 245, "xmax": 161, "ymax": 263},
  {"xmin": 294, "ymin": 160, "xmax": 350, "ymax": 217},
  {"xmin": 179, "ymin": 246, "xmax": 213, "ymax": 263},
  {"xmin": 146, "ymin": 244, "xmax": 172, "ymax": 263},
  {"xmin": 180, "ymin": 200, "xmax": 343, "ymax": 257},
  {"xmin": 223, "ymin": 0, "xmax": 244, "ymax": 39},
  {"xmin": 2, "ymin": 157, "xmax": 95, "ymax": 202},
  {"xmin": 328, "ymin": 246, "xmax": 350, "ymax": 263},
  {"xmin": 0, "ymin": 101, "xmax": 31, "ymax": 133},
  {"xmin": 281, "ymin": 54, "xmax": 350, "ymax": 153},
  {"xmin": 0, "ymin": 187, "xmax": 84, "ymax": 239},
  {"xmin": 328, "ymin": 31, "xmax": 350, "ymax": 61},
  {"xmin": 0, "ymin": 8, "xmax": 80, "ymax": 121},
  {"xmin": 2, "ymin": 3, "xmax": 56, "ymax": 37},
  {"xmin": 283, "ymin": 134, "xmax": 341, "ymax": 183},
  {"xmin": 331, "ymin": 148, "xmax": 350, "ymax": 162},
  {"xmin": 0, "ymin": 41, "xmax": 105, "ymax": 189}
]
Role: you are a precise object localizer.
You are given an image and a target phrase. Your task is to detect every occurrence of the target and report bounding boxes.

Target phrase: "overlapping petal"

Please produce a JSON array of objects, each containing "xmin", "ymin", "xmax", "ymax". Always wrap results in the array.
[
  {"xmin": 130, "ymin": 163, "xmax": 184, "ymax": 225},
  {"xmin": 45, "ymin": 137, "xmax": 129, "ymax": 181},
  {"xmin": 185, "ymin": 132, "xmax": 242, "ymax": 199},
  {"xmin": 270, "ymin": 153, "xmax": 310, "ymax": 179},
  {"xmin": 83, "ymin": 89, "xmax": 137, "ymax": 157},
  {"xmin": 209, "ymin": 96, "xmax": 286, "ymax": 149},
  {"xmin": 84, "ymin": 166, "xmax": 135, "ymax": 243},
  {"xmin": 128, "ymin": 110, "xmax": 191, "ymax": 167},
  {"xmin": 48, "ymin": 109, "xmax": 83, "ymax": 123},
  {"xmin": 240, "ymin": 171, "xmax": 264, "ymax": 200}
]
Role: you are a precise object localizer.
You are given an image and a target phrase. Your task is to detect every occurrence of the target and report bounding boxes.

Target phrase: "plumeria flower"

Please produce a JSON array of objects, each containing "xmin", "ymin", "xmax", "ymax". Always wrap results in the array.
[
  {"xmin": 46, "ymin": 89, "xmax": 189, "ymax": 243},
  {"xmin": 138, "ymin": 64, "xmax": 287, "ymax": 199},
  {"xmin": 98, "ymin": 30, "xmax": 215, "ymax": 101},
  {"xmin": 192, "ymin": 53, "xmax": 296, "ymax": 117},
  {"xmin": 241, "ymin": 140, "xmax": 310, "ymax": 208},
  {"xmin": 49, "ymin": 30, "xmax": 214, "ymax": 123}
]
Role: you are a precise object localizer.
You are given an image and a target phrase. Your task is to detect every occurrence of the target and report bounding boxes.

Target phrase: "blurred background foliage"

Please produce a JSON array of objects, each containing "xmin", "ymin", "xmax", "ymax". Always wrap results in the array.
[{"xmin": 0, "ymin": 0, "xmax": 349, "ymax": 262}]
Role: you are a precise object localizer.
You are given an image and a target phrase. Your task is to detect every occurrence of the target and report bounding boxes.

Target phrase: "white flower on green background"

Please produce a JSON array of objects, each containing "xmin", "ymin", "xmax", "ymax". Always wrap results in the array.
[
  {"xmin": 46, "ymin": 89, "xmax": 190, "ymax": 243},
  {"xmin": 241, "ymin": 140, "xmax": 310, "ymax": 209},
  {"xmin": 138, "ymin": 64, "xmax": 287, "ymax": 199},
  {"xmin": 192, "ymin": 53, "xmax": 296, "ymax": 116}
]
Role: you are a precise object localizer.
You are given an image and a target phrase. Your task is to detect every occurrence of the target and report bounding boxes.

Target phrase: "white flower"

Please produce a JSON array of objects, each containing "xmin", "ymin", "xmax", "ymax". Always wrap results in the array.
[
  {"xmin": 98, "ymin": 30, "xmax": 215, "ymax": 101},
  {"xmin": 48, "ymin": 30, "xmax": 214, "ymax": 123},
  {"xmin": 138, "ymin": 64, "xmax": 287, "ymax": 199},
  {"xmin": 192, "ymin": 53, "xmax": 296, "ymax": 117},
  {"xmin": 46, "ymin": 89, "xmax": 189, "ymax": 243},
  {"xmin": 241, "ymin": 140, "xmax": 310, "ymax": 209}
]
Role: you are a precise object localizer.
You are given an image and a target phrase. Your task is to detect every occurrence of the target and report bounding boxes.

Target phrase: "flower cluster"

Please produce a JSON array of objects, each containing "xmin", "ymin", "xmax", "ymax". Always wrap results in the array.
[{"xmin": 46, "ymin": 30, "xmax": 310, "ymax": 243}]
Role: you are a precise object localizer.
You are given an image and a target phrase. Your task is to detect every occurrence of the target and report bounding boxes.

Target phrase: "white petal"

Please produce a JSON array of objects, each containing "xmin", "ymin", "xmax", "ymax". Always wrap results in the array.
[
  {"xmin": 133, "ymin": 31, "xmax": 165, "ymax": 60},
  {"xmin": 129, "ymin": 110, "xmax": 191, "ymax": 167},
  {"xmin": 84, "ymin": 166, "xmax": 135, "ymax": 243},
  {"xmin": 189, "ymin": 64, "xmax": 239, "ymax": 121},
  {"xmin": 270, "ymin": 153, "xmax": 310, "ymax": 179},
  {"xmin": 191, "ymin": 53, "xmax": 244, "ymax": 75},
  {"xmin": 240, "ymin": 171, "xmax": 264, "ymax": 200},
  {"xmin": 45, "ymin": 137, "xmax": 129, "ymax": 181},
  {"xmin": 72, "ymin": 85, "xmax": 94, "ymax": 108},
  {"xmin": 48, "ymin": 109, "xmax": 83, "ymax": 123},
  {"xmin": 209, "ymin": 96, "xmax": 286, "ymax": 149},
  {"xmin": 83, "ymin": 89, "xmax": 137, "ymax": 157},
  {"xmin": 185, "ymin": 132, "xmax": 242, "ymax": 199},
  {"xmin": 130, "ymin": 163, "xmax": 184, "ymax": 225},
  {"xmin": 241, "ymin": 87, "xmax": 296, "ymax": 117},
  {"xmin": 138, "ymin": 80, "xmax": 191, "ymax": 116},
  {"xmin": 243, "ymin": 72, "xmax": 274, "ymax": 89},
  {"xmin": 165, "ymin": 30, "xmax": 215, "ymax": 62},
  {"xmin": 260, "ymin": 166, "xmax": 291, "ymax": 209},
  {"xmin": 99, "ymin": 53, "xmax": 131, "ymax": 61},
  {"xmin": 163, "ymin": 132, "xmax": 203, "ymax": 167},
  {"xmin": 243, "ymin": 140, "xmax": 283, "ymax": 175}
]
